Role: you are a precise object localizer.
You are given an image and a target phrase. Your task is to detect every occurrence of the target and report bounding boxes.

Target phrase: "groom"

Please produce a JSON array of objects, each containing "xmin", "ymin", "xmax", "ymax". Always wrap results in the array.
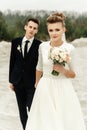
[{"xmin": 9, "ymin": 18, "xmax": 41, "ymax": 130}]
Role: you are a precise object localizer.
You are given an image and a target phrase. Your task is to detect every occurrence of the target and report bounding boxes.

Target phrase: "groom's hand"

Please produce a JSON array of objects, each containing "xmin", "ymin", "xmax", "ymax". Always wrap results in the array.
[{"xmin": 10, "ymin": 83, "xmax": 14, "ymax": 91}]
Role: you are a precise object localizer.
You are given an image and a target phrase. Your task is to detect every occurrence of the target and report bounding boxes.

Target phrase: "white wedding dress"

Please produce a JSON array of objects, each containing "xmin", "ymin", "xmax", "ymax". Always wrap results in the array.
[{"xmin": 26, "ymin": 41, "xmax": 86, "ymax": 130}]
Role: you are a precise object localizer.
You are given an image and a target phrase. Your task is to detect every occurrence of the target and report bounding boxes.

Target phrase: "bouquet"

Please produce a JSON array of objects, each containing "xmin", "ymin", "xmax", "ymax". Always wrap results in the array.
[{"xmin": 49, "ymin": 47, "xmax": 71, "ymax": 76}]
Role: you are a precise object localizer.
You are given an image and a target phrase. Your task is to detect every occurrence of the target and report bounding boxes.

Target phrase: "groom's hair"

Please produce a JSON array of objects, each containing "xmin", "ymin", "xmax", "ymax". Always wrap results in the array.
[{"xmin": 25, "ymin": 18, "xmax": 40, "ymax": 26}]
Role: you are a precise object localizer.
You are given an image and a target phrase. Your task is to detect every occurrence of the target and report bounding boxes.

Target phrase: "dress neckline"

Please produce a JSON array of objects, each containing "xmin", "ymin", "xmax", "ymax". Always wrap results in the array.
[{"xmin": 49, "ymin": 41, "xmax": 65, "ymax": 48}]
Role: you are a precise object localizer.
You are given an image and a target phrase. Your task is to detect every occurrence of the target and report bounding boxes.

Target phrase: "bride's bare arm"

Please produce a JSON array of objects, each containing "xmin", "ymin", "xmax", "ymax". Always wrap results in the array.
[
  {"xmin": 35, "ymin": 70, "xmax": 43, "ymax": 88},
  {"xmin": 53, "ymin": 64, "xmax": 76, "ymax": 78},
  {"xmin": 62, "ymin": 67, "xmax": 76, "ymax": 78}
]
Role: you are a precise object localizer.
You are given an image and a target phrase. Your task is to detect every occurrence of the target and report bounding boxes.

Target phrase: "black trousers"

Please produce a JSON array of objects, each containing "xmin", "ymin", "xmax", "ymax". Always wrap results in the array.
[{"xmin": 14, "ymin": 81, "xmax": 35, "ymax": 130}]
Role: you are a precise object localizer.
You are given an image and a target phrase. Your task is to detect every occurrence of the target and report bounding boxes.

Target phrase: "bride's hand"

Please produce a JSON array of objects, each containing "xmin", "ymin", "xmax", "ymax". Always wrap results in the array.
[
  {"xmin": 53, "ymin": 64, "xmax": 64, "ymax": 73},
  {"xmin": 34, "ymin": 83, "xmax": 38, "ymax": 88},
  {"xmin": 10, "ymin": 83, "xmax": 14, "ymax": 91}
]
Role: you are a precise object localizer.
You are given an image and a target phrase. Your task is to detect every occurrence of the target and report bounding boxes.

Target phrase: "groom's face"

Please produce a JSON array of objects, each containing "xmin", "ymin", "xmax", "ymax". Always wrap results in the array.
[{"xmin": 24, "ymin": 20, "xmax": 38, "ymax": 39}]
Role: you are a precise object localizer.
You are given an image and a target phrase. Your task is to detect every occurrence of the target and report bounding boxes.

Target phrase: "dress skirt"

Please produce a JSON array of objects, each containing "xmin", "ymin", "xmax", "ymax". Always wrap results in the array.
[{"xmin": 26, "ymin": 75, "xmax": 86, "ymax": 130}]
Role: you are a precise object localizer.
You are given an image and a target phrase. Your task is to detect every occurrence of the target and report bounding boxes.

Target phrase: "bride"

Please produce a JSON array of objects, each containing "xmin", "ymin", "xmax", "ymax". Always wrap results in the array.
[{"xmin": 26, "ymin": 12, "xmax": 86, "ymax": 130}]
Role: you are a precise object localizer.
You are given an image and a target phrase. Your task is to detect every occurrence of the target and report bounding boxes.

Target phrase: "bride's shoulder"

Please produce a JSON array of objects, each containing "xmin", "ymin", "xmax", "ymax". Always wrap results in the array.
[
  {"xmin": 39, "ymin": 41, "xmax": 50, "ymax": 48},
  {"xmin": 64, "ymin": 42, "xmax": 75, "ymax": 50}
]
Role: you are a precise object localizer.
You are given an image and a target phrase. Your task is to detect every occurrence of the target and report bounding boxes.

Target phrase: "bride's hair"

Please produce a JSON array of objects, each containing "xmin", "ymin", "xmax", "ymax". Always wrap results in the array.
[{"xmin": 46, "ymin": 12, "xmax": 66, "ymax": 27}]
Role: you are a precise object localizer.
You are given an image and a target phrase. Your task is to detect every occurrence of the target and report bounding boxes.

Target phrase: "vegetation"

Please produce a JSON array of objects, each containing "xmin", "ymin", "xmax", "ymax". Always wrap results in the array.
[{"xmin": 0, "ymin": 10, "xmax": 87, "ymax": 42}]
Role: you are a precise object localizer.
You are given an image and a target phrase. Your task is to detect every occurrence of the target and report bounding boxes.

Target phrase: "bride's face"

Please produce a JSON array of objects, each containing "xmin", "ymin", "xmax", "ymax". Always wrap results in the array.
[{"xmin": 47, "ymin": 22, "xmax": 65, "ymax": 43}]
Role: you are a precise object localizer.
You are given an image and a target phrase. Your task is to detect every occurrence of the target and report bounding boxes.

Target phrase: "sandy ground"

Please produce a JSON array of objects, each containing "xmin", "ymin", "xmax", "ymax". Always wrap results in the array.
[
  {"xmin": 0, "ymin": 42, "xmax": 23, "ymax": 130},
  {"xmin": 0, "ymin": 41, "xmax": 87, "ymax": 130}
]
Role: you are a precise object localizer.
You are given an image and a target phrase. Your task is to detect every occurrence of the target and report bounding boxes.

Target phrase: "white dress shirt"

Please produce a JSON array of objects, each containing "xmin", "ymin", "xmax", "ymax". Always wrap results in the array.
[{"xmin": 22, "ymin": 36, "xmax": 34, "ymax": 57}]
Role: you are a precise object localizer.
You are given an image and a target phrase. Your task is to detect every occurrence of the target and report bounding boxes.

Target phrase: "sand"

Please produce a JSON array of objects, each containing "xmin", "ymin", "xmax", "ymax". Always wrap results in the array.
[{"xmin": 0, "ymin": 40, "xmax": 87, "ymax": 130}]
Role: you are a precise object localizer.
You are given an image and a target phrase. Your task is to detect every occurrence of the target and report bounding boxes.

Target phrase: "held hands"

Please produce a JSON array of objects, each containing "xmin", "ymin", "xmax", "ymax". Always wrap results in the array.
[
  {"xmin": 34, "ymin": 83, "xmax": 37, "ymax": 88},
  {"xmin": 10, "ymin": 83, "xmax": 14, "ymax": 91}
]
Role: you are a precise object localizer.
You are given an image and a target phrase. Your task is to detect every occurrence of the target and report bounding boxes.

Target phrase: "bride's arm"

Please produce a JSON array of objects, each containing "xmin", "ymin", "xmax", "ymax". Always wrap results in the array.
[
  {"xmin": 53, "ymin": 44, "xmax": 79, "ymax": 79},
  {"xmin": 62, "ymin": 68, "xmax": 76, "ymax": 78},
  {"xmin": 53, "ymin": 64, "xmax": 76, "ymax": 78},
  {"xmin": 35, "ymin": 44, "xmax": 43, "ymax": 88},
  {"xmin": 35, "ymin": 70, "xmax": 43, "ymax": 88}
]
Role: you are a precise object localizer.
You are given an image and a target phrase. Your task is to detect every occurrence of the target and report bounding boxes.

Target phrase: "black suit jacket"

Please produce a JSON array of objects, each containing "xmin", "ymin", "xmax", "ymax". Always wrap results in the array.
[{"xmin": 9, "ymin": 37, "xmax": 41, "ymax": 87}]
